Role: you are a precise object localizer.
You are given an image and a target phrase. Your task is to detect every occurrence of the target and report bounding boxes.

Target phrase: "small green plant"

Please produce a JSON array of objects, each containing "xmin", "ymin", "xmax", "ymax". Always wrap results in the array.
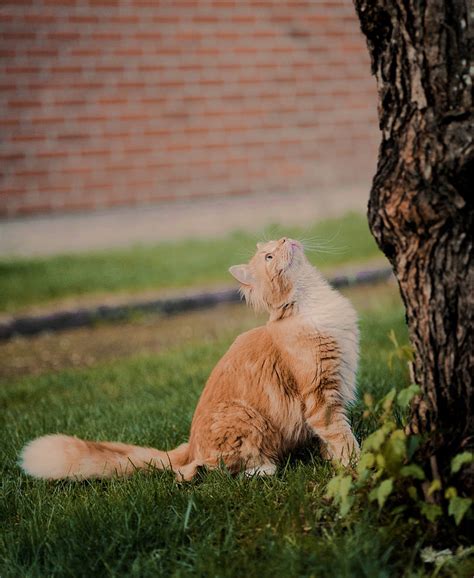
[
  {"xmin": 326, "ymin": 385, "xmax": 473, "ymax": 526},
  {"xmin": 386, "ymin": 329, "xmax": 414, "ymax": 370}
]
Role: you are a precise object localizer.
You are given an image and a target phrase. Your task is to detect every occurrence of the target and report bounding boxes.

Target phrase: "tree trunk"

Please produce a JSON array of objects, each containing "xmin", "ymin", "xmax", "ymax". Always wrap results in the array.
[{"xmin": 353, "ymin": 0, "xmax": 473, "ymax": 483}]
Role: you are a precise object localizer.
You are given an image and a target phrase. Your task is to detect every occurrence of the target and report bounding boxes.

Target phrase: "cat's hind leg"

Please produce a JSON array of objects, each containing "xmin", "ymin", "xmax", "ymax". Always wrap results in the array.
[
  {"xmin": 175, "ymin": 460, "xmax": 201, "ymax": 481},
  {"xmin": 190, "ymin": 401, "xmax": 281, "ymax": 477}
]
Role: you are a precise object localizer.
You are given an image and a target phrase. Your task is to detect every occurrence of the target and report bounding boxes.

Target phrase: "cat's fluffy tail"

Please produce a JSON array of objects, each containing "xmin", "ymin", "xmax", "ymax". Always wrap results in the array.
[{"xmin": 20, "ymin": 434, "xmax": 190, "ymax": 480}]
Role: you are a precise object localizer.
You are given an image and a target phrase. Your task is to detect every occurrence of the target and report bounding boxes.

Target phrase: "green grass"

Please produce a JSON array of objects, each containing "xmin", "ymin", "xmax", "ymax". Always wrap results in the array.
[
  {"xmin": 0, "ymin": 212, "xmax": 382, "ymax": 313},
  {"xmin": 2, "ymin": 298, "xmax": 470, "ymax": 577}
]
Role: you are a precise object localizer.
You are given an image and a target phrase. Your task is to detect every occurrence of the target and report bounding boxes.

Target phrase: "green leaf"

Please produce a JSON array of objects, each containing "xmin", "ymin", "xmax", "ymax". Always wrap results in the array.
[
  {"xmin": 338, "ymin": 475, "xmax": 353, "ymax": 501},
  {"xmin": 377, "ymin": 478, "xmax": 393, "ymax": 508},
  {"xmin": 326, "ymin": 474, "xmax": 354, "ymax": 517},
  {"xmin": 339, "ymin": 495, "xmax": 355, "ymax": 517},
  {"xmin": 363, "ymin": 421, "xmax": 395, "ymax": 453},
  {"xmin": 400, "ymin": 464, "xmax": 425, "ymax": 480},
  {"xmin": 400, "ymin": 345, "xmax": 414, "ymax": 362},
  {"xmin": 448, "ymin": 496, "xmax": 472, "ymax": 526},
  {"xmin": 387, "ymin": 329, "xmax": 399, "ymax": 349},
  {"xmin": 451, "ymin": 452, "xmax": 473, "ymax": 474},
  {"xmin": 407, "ymin": 486, "xmax": 418, "ymax": 500},
  {"xmin": 357, "ymin": 452, "xmax": 375, "ymax": 477},
  {"xmin": 363, "ymin": 429, "xmax": 386, "ymax": 452},
  {"xmin": 384, "ymin": 430, "xmax": 406, "ymax": 472},
  {"xmin": 375, "ymin": 453, "xmax": 386, "ymax": 474},
  {"xmin": 325, "ymin": 475, "xmax": 343, "ymax": 500},
  {"xmin": 369, "ymin": 478, "xmax": 393, "ymax": 509},
  {"xmin": 445, "ymin": 487, "xmax": 457, "ymax": 500},
  {"xmin": 382, "ymin": 388, "xmax": 396, "ymax": 412},
  {"xmin": 420, "ymin": 502, "xmax": 442, "ymax": 523},
  {"xmin": 428, "ymin": 480, "xmax": 442, "ymax": 496},
  {"xmin": 363, "ymin": 393, "xmax": 373, "ymax": 408},
  {"xmin": 406, "ymin": 435, "xmax": 421, "ymax": 461},
  {"xmin": 397, "ymin": 384, "xmax": 421, "ymax": 408},
  {"xmin": 326, "ymin": 474, "xmax": 352, "ymax": 500},
  {"xmin": 427, "ymin": 479, "xmax": 441, "ymax": 496}
]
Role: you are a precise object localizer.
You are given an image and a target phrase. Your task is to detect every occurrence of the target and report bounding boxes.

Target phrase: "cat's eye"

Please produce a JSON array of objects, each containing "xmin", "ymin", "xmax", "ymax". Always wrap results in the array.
[{"xmin": 265, "ymin": 254, "xmax": 273, "ymax": 261}]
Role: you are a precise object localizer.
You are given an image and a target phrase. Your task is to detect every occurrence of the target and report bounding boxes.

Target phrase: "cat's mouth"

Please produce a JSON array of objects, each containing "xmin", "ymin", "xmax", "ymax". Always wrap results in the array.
[{"xmin": 290, "ymin": 240, "xmax": 302, "ymax": 252}]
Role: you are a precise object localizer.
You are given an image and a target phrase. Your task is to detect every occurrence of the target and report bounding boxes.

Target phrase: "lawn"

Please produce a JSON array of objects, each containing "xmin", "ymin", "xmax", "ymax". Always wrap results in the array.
[
  {"xmin": 0, "ymin": 212, "xmax": 382, "ymax": 314},
  {"xmin": 1, "ymin": 284, "xmax": 471, "ymax": 577}
]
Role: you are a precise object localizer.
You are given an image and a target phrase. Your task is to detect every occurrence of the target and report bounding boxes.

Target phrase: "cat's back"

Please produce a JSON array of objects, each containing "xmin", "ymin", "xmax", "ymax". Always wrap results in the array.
[
  {"xmin": 229, "ymin": 325, "xmax": 276, "ymax": 361},
  {"xmin": 200, "ymin": 325, "xmax": 285, "ymax": 396},
  {"xmin": 192, "ymin": 323, "xmax": 305, "ymax": 448}
]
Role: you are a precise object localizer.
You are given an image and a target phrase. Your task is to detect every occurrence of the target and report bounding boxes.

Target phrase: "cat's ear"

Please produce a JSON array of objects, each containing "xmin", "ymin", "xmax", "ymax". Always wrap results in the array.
[
  {"xmin": 229, "ymin": 265, "xmax": 255, "ymax": 286},
  {"xmin": 256, "ymin": 242, "xmax": 264, "ymax": 250}
]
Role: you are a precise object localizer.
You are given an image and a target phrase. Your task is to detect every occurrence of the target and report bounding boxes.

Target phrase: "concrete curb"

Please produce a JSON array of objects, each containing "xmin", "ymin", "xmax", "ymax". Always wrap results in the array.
[{"xmin": 0, "ymin": 267, "xmax": 393, "ymax": 341}]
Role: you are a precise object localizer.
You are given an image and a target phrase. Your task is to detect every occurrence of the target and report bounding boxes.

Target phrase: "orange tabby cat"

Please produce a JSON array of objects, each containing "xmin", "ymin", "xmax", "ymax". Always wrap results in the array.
[{"xmin": 21, "ymin": 237, "xmax": 360, "ymax": 481}]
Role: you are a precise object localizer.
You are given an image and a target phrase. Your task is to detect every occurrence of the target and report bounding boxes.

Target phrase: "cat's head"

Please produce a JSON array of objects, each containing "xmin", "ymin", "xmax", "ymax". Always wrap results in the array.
[{"xmin": 229, "ymin": 237, "xmax": 310, "ymax": 315}]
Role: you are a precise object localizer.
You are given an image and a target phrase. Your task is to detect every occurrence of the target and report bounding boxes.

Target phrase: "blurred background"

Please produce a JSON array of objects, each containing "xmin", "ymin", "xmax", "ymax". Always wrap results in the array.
[
  {"xmin": 1, "ymin": 0, "xmax": 378, "ymax": 219},
  {"xmin": 1, "ymin": 0, "xmax": 398, "ymax": 380}
]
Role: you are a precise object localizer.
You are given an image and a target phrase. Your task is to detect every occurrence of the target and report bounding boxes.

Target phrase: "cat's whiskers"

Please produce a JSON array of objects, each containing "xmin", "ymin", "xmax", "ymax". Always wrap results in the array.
[
  {"xmin": 261, "ymin": 224, "xmax": 282, "ymax": 244},
  {"xmin": 302, "ymin": 245, "xmax": 348, "ymax": 255},
  {"xmin": 299, "ymin": 228, "xmax": 342, "ymax": 246},
  {"xmin": 297, "ymin": 228, "xmax": 347, "ymax": 256}
]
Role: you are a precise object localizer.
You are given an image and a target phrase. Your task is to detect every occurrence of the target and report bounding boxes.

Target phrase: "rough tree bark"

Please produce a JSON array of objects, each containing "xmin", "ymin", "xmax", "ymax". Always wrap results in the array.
[{"xmin": 353, "ymin": 0, "xmax": 473, "ymax": 484}]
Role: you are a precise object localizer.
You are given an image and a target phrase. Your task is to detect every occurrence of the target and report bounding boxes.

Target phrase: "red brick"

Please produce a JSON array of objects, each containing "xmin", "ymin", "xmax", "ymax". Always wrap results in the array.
[
  {"xmin": 0, "ymin": 153, "xmax": 25, "ymax": 161},
  {"xmin": 10, "ymin": 134, "xmax": 47, "ymax": 142},
  {"xmin": 23, "ymin": 14, "xmax": 57, "ymax": 24},
  {"xmin": 0, "ymin": 187, "xmax": 28, "ymax": 197},
  {"xmin": 5, "ymin": 66, "xmax": 40, "ymax": 74},
  {"xmin": 94, "ymin": 66, "xmax": 124, "ymax": 73},
  {"xmin": 68, "ymin": 15, "xmax": 100, "ymax": 24},
  {"xmin": 175, "ymin": 32, "xmax": 203, "ymax": 42},
  {"xmin": 36, "ymin": 184, "xmax": 76, "ymax": 193},
  {"xmin": 114, "ymin": 48, "xmax": 144, "ymax": 56},
  {"xmin": 31, "ymin": 117, "xmax": 64, "ymax": 125},
  {"xmin": 109, "ymin": 15, "xmax": 140, "ymax": 24},
  {"xmin": 80, "ymin": 149, "xmax": 110, "ymax": 157},
  {"xmin": 101, "ymin": 131, "xmax": 129, "ymax": 139},
  {"xmin": 53, "ymin": 98, "xmax": 87, "ymax": 106},
  {"xmin": 88, "ymin": 0, "xmax": 120, "ymax": 4},
  {"xmin": 47, "ymin": 32, "xmax": 81, "ymax": 41},
  {"xmin": 149, "ymin": 15, "xmax": 180, "ymax": 24},
  {"xmin": 50, "ymin": 66, "xmax": 83, "ymax": 74},
  {"xmin": 8, "ymin": 100, "xmax": 43, "ymax": 108},
  {"xmin": 89, "ymin": 32, "xmax": 123, "ymax": 41},
  {"xmin": 0, "ymin": 50, "xmax": 15, "ymax": 58},
  {"xmin": 2, "ymin": 32, "xmax": 36, "ymax": 40},
  {"xmin": 26, "ymin": 48, "xmax": 59, "ymax": 57},
  {"xmin": 56, "ymin": 133, "xmax": 89, "ymax": 141},
  {"xmin": 15, "ymin": 169, "xmax": 49, "ymax": 178},
  {"xmin": 43, "ymin": 0, "xmax": 77, "ymax": 5},
  {"xmin": 37, "ymin": 150, "xmax": 70, "ymax": 159},
  {"xmin": 137, "ymin": 65, "xmax": 165, "ymax": 73},
  {"xmin": 97, "ymin": 97, "xmax": 128, "ymax": 105}
]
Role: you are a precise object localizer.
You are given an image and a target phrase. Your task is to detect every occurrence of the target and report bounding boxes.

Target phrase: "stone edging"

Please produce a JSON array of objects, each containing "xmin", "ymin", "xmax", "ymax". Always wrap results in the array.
[{"xmin": 0, "ymin": 267, "xmax": 393, "ymax": 341}]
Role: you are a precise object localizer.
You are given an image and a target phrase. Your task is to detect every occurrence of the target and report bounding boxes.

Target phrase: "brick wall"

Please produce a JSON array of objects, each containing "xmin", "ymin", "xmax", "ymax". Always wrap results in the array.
[{"xmin": 0, "ymin": 0, "xmax": 379, "ymax": 218}]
